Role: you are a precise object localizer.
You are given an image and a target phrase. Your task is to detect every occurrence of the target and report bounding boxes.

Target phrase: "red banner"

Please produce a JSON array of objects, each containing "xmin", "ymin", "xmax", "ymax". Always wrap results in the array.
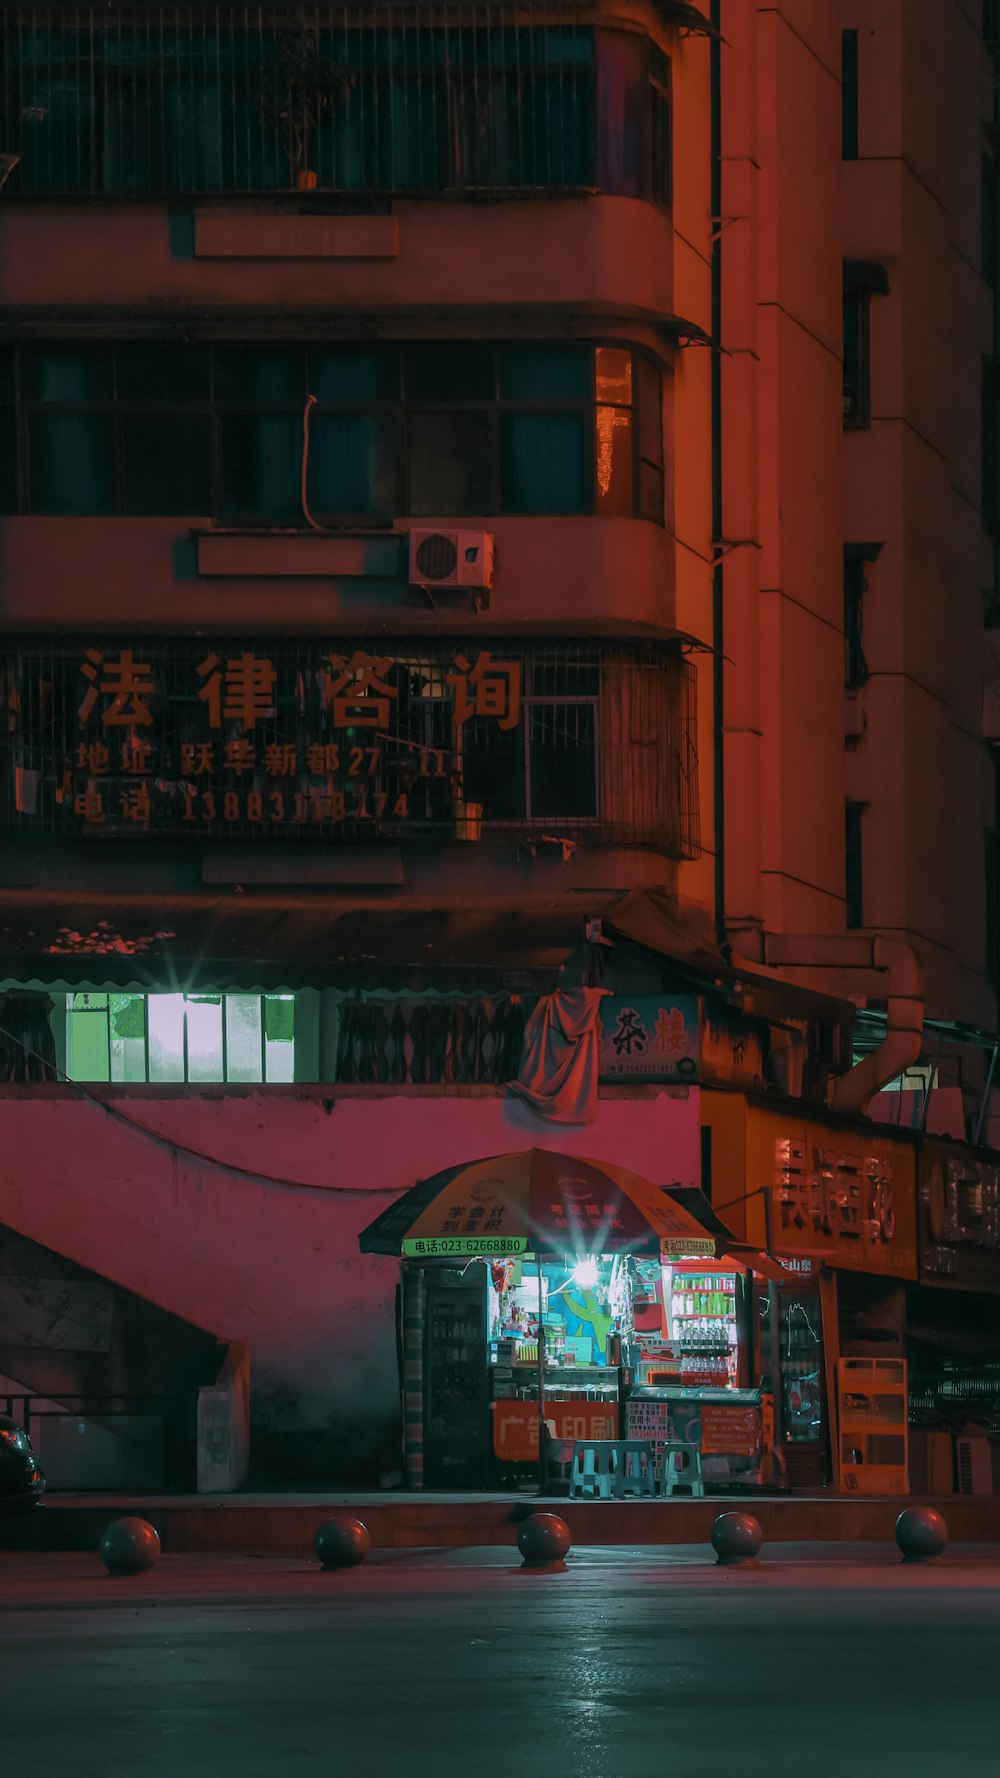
[
  {"xmin": 700, "ymin": 1402, "xmax": 760, "ymax": 1458},
  {"xmin": 492, "ymin": 1398, "xmax": 619, "ymax": 1461}
]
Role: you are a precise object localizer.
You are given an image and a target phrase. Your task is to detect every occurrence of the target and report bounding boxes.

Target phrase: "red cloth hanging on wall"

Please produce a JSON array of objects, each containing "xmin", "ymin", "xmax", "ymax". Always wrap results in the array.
[{"xmin": 507, "ymin": 988, "xmax": 607, "ymax": 1124}]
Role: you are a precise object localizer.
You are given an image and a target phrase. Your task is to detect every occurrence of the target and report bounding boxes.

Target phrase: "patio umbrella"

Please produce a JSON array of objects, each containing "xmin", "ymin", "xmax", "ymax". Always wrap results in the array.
[
  {"xmin": 359, "ymin": 1148, "xmax": 717, "ymax": 1493},
  {"xmin": 358, "ymin": 1147, "xmax": 718, "ymax": 1261}
]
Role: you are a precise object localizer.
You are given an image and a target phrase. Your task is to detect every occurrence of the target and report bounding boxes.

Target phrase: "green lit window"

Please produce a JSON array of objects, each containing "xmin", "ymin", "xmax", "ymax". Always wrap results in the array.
[{"xmin": 65, "ymin": 991, "xmax": 295, "ymax": 1083}]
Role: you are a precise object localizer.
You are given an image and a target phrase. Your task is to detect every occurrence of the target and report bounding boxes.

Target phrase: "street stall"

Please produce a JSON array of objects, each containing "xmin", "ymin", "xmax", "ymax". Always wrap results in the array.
[{"xmin": 359, "ymin": 1147, "xmax": 773, "ymax": 1492}]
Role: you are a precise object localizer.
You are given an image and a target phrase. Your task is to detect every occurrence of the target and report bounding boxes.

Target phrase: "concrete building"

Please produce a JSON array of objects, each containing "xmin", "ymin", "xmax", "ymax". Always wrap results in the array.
[{"xmin": 0, "ymin": 1, "xmax": 995, "ymax": 1486}]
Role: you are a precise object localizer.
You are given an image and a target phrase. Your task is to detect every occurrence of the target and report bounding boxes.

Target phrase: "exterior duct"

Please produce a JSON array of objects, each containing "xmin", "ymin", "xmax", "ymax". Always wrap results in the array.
[{"xmin": 732, "ymin": 933, "xmax": 925, "ymax": 1115}]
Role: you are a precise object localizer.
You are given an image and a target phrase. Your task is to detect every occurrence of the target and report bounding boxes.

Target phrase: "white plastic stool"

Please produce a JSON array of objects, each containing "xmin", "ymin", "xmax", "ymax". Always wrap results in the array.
[
  {"xmin": 569, "ymin": 1438, "xmax": 617, "ymax": 1498},
  {"xmin": 615, "ymin": 1439, "xmax": 656, "ymax": 1498},
  {"xmin": 660, "ymin": 1442, "xmax": 704, "ymax": 1498}
]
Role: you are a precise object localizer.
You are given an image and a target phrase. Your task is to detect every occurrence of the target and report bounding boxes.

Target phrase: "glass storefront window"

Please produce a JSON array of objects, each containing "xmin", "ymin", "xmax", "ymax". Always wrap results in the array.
[{"xmin": 65, "ymin": 990, "xmax": 295, "ymax": 1084}]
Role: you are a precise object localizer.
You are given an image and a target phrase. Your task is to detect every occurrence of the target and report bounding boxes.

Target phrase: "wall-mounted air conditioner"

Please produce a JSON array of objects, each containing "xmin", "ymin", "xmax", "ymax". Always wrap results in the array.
[{"xmin": 408, "ymin": 529, "xmax": 494, "ymax": 591}]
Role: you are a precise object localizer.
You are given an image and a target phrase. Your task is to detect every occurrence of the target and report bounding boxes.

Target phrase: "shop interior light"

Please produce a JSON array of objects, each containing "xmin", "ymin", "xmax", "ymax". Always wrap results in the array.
[{"xmin": 572, "ymin": 1257, "xmax": 599, "ymax": 1288}]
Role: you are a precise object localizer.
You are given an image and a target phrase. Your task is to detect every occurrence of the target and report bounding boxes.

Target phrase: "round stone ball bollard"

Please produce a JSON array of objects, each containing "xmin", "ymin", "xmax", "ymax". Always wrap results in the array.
[
  {"xmin": 517, "ymin": 1512, "xmax": 571, "ymax": 1571},
  {"xmin": 895, "ymin": 1506, "xmax": 948, "ymax": 1564},
  {"xmin": 710, "ymin": 1512, "xmax": 764, "ymax": 1568},
  {"xmin": 314, "ymin": 1515, "xmax": 371, "ymax": 1570},
  {"xmin": 99, "ymin": 1517, "xmax": 161, "ymax": 1576}
]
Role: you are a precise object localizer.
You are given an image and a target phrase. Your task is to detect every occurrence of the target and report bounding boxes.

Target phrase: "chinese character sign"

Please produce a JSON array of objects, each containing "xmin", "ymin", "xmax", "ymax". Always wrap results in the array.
[
  {"xmin": 598, "ymin": 996, "xmax": 699, "ymax": 1081},
  {"xmin": 749, "ymin": 1112, "xmax": 917, "ymax": 1279},
  {"xmin": 0, "ymin": 639, "xmax": 529, "ymax": 841}
]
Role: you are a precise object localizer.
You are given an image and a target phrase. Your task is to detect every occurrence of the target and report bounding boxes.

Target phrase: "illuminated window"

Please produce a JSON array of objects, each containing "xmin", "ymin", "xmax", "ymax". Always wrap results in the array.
[{"xmin": 65, "ymin": 991, "xmax": 295, "ymax": 1083}]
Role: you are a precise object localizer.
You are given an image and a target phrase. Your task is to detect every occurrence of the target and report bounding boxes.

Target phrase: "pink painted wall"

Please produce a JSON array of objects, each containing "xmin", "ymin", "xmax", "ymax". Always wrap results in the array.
[{"xmin": 0, "ymin": 1085, "xmax": 700, "ymax": 1480}]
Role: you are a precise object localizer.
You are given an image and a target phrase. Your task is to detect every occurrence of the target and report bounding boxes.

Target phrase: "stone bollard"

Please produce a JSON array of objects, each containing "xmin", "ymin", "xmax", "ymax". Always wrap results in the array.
[
  {"xmin": 895, "ymin": 1506, "xmax": 948, "ymax": 1563},
  {"xmin": 99, "ymin": 1517, "xmax": 161, "ymax": 1576},
  {"xmin": 710, "ymin": 1511, "xmax": 763, "ymax": 1567},
  {"xmin": 517, "ymin": 1512, "xmax": 571, "ymax": 1572},
  {"xmin": 314, "ymin": 1515, "xmax": 372, "ymax": 1570}
]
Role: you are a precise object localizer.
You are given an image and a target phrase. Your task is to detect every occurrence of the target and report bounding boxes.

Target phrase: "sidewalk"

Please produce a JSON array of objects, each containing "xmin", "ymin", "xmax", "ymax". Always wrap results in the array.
[
  {"xmin": 4, "ymin": 1487, "xmax": 1000, "ymax": 1554},
  {"xmin": 3, "ymin": 1543, "xmax": 1000, "ymax": 1613}
]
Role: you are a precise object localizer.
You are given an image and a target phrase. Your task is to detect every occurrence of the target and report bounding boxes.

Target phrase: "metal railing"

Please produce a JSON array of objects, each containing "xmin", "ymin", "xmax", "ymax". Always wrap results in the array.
[
  {"xmin": 334, "ymin": 992, "xmax": 535, "ymax": 1084},
  {"xmin": 2, "ymin": 1391, "xmax": 193, "ymax": 1489},
  {"xmin": 0, "ymin": 2, "xmax": 620, "ymax": 199}
]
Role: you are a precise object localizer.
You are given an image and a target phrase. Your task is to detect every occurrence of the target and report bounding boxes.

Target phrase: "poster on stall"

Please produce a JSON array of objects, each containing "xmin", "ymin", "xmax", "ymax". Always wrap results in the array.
[{"xmin": 700, "ymin": 1402, "xmax": 760, "ymax": 1458}]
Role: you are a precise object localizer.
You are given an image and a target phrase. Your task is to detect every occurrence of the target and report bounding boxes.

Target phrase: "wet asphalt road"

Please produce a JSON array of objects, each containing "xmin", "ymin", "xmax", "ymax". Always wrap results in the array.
[{"xmin": 2, "ymin": 1547, "xmax": 998, "ymax": 1777}]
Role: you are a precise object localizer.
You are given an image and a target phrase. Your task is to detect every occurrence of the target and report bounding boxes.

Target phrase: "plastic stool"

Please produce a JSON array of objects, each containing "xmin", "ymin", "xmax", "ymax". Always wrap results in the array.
[
  {"xmin": 661, "ymin": 1442, "xmax": 704, "ymax": 1498},
  {"xmin": 614, "ymin": 1439, "xmax": 656, "ymax": 1498},
  {"xmin": 569, "ymin": 1438, "xmax": 618, "ymax": 1498},
  {"xmin": 542, "ymin": 1422, "xmax": 576, "ymax": 1491}
]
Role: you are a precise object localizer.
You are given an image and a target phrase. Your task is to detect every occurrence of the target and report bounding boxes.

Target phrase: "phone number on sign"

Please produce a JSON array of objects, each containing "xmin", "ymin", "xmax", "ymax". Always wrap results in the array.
[
  {"xmin": 403, "ymin": 1236, "xmax": 527, "ymax": 1257},
  {"xmin": 180, "ymin": 787, "xmax": 412, "ymax": 825}
]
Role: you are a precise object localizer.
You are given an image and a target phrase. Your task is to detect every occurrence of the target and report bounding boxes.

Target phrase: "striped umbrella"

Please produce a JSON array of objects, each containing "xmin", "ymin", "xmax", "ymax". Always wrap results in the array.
[{"xmin": 358, "ymin": 1147, "xmax": 717, "ymax": 1261}]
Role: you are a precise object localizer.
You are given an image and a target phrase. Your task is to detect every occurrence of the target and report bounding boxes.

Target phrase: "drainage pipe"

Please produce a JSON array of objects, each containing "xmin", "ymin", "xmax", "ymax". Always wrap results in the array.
[{"xmin": 735, "ymin": 932, "xmax": 925, "ymax": 1115}]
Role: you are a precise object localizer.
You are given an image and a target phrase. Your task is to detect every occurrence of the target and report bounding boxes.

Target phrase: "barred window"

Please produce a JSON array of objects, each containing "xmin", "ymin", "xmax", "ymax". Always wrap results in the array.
[
  {"xmin": 0, "ymin": 637, "xmax": 699, "ymax": 858},
  {"xmin": 0, "ymin": 10, "xmax": 671, "ymax": 206}
]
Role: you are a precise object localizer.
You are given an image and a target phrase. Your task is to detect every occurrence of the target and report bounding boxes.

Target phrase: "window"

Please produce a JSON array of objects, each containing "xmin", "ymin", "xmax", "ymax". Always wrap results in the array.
[
  {"xmin": 982, "ymin": 153, "xmax": 999, "ymax": 289},
  {"xmin": 64, "ymin": 991, "xmax": 295, "ymax": 1083},
  {"xmin": 1, "ymin": 342, "xmax": 664, "ymax": 525},
  {"xmin": 0, "ymin": 636, "xmax": 698, "ymax": 857},
  {"xmin": 843, "ymin": 544, "xmax": 881, "ymax": 688},
  {"xmin": 982, "ymin": 760, "xmax": 989, "ymax": 995},
  {"xmin": 0, "ymin": 17, "xmax": 671, "ymax": 206},
  {"xmin": 845, "ymin": 802, "xmax": 865, "ymax": 929},
  {"xmin": 842, "ymin": 30, "xmax": 859, "ymax": 161},
  {"xmin": 843, "ymin": 263, "xmax": 889, "ymax": 431},
  {"xmin": 984, "ymin": 359, "xmax": 1000, "ymax": 530},
  {"xmin": 843, "ymin": 287, "xmax": 871, "ymax": 429}
]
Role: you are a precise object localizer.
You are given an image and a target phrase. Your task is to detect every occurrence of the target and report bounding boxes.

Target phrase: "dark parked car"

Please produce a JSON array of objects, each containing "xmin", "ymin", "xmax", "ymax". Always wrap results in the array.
[{"xmin": 0, "ymin": 1414, "xmax": 45, "ymax": 1512}]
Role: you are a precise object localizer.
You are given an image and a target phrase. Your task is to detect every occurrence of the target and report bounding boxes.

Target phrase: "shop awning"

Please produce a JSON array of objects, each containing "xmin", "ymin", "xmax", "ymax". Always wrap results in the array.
[
  {"xmin": 665, "ymin": 1185, "xmax": 790, "ymax": 1282},
  {"xmin": 0, "ymin": 882, "xmax": 857, "ymax": 1033},
  {"xmin": 0, "ymin": 890, "xmax": 611, "ymax": 993}
]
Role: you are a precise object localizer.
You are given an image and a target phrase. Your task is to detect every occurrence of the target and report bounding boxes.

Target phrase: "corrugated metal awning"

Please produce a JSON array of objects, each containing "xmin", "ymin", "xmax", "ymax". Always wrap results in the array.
[{"xmin": 0, "ymin": 890, "xmax": 605, "ymax": 993}]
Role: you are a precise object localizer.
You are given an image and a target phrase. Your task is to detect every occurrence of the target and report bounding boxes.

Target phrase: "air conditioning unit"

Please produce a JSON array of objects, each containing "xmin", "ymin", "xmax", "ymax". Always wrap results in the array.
[{"xmin": 408, "ymin": 529, "xmax": 494, "ymax": 591}]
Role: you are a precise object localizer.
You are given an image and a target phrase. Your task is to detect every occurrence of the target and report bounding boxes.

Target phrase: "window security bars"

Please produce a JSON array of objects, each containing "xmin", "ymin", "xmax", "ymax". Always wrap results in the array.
[
  {"xmin": 0, "ymin": 4, "xmax": 671, "ymax": 203},
  {"xmin": 0, "ymin": 636, "xmax": 700, "ymax": 858}
]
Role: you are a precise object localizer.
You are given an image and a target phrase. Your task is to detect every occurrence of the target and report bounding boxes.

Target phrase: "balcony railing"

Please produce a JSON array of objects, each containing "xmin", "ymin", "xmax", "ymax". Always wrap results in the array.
[
  {"xmin": 0, "ymin": 3, "xmax": 671, "ymax": 203},
  {"xmin": 0, "ymin": 636, "xmax": 701, "ymax": 858}
]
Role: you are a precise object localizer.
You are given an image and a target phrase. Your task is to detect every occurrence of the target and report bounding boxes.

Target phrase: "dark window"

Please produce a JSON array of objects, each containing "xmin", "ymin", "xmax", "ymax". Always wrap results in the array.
[
  {"xmin": 648, "ymin": 43, "xmax": 672, "ymax": 209},
  {"xmin": 983, "ymin": 360, "xmax": 1000, "ymax": 530},
  {"xmin": 982, "ymin": 824, "xmax": 989, "ymax": 995},
  {"xmin": 846, "ymin": 802, "xmax": 864, "ymax": 929},
  {"xmin": 982, "ymin": 154, "xmax": 999, "ymax": 289},
  {"xmin": 0, "ymin": 19, "xmax": 672, "ymax": 201},
  {"xmin": 0, "ymin": 351, "xmax": 19, "ymax": 515},
  {"xmin": 4, "ymin": 341, "xmax": 663, "ymax": 525},
  {"xmin": 842, "ymin": 30, "xmax": 859, "ymax": 161},
  {"xmin": 220, "ymin": 413, "xmax": 301, "ymax": 524},
  {"xmin": 844, "ymin": 546, "xmax": 880, "ymax": 688},
  {"xmin": 407, "ymin": 412, "xmax": 491, "ymax": 517},
  {"xmin": 843, "ymin": 286, "xmax": 871, "ymax": 429},
  {"xmin": 121, "ymin": 413, "xmax": 212, "ymax": 516}
]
